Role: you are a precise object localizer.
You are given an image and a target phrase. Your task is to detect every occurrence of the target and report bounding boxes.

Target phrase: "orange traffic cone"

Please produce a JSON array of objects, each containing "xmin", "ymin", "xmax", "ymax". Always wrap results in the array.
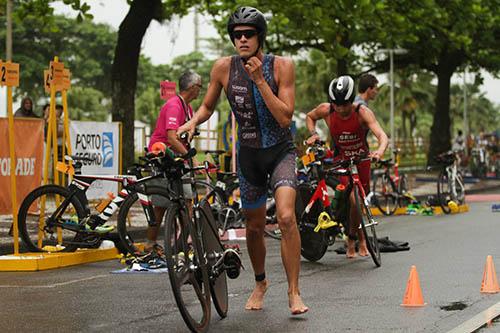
[
  {"xmin": 401, "ymin": 265, "xmax": 426, "ymax": 307},
  {"xmin": 480, "ymin": 255, "xmax": 500, "ymax": 294}
]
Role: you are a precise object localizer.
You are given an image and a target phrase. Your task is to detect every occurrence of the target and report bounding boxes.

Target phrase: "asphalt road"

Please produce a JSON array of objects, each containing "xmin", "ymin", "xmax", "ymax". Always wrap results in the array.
[{"xmin": 1, "ymin": 200, "xmax": 499, "ymax": 332}]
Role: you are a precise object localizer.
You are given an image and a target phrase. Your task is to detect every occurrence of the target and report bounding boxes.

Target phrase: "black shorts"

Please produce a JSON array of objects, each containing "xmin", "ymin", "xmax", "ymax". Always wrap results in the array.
[{"xmin": 238, "ymin": 141, "xmax": 297, "ymax": 209}]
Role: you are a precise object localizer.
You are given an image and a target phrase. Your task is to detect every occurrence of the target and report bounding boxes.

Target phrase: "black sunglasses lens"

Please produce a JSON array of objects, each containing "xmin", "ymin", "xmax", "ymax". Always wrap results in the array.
[{"xmin": 234, "ymin": 30, "xmax": 257, "ymax": 39}]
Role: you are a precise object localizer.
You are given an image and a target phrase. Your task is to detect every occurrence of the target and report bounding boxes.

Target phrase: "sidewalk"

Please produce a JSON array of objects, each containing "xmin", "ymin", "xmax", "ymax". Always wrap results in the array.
[
  {"xmin": 1, "ymin": 175, "xmax": 499, "ymax": 255},
  {"xmin": 406, "ymin": 173, "xmax": 500, "ymax": 200}
]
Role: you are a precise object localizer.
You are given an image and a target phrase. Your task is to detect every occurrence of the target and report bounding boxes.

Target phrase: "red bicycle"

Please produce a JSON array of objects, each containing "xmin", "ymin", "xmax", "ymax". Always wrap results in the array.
[{"xmin": 297, "ymin": 142, "xmax": 381, "ymax": 267}]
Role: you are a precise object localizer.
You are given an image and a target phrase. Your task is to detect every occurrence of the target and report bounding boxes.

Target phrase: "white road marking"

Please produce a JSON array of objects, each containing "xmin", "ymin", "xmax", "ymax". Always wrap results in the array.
[
  {"xmin": 447, "ymin": 301, "xmax": 500, "ymax": 333},
  {"xmin": 0, "ymin": 274, "xmax": 108, "ymax": 289}
]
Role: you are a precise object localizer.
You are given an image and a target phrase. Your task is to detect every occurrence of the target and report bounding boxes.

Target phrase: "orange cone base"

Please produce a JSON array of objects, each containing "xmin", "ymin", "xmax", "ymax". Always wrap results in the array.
[{"xmin": 401, "ymin": 302, "xmax": 427, "ymax": 307}]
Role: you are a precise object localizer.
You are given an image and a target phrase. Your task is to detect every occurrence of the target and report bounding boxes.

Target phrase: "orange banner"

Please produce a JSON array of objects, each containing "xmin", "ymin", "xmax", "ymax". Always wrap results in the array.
[{"xmin": 0, "ymin": 118, "xmax": 44, "ymax": 214}]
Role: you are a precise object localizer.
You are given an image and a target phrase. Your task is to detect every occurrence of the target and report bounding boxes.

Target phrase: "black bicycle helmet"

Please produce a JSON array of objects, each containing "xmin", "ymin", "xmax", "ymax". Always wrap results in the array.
[
  {"xmin": 329, "ymin": 75, "xmax": 355, "ymax": 105},
  {"xmin": 227, "ymin": 7, "xmax": 267, "ymax": 48}
]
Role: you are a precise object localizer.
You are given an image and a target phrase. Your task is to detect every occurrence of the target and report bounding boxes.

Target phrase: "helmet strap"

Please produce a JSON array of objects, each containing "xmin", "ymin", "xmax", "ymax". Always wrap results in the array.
[{"xmin": 241, "ymin": 48, "xmax": 261, "ymax": 64}]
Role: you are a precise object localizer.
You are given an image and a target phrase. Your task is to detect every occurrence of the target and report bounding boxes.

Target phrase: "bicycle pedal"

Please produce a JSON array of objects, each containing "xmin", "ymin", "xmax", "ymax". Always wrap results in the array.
[{"xmin": 314, "ymin": 212, "xmax": 338, "ymax": 232}]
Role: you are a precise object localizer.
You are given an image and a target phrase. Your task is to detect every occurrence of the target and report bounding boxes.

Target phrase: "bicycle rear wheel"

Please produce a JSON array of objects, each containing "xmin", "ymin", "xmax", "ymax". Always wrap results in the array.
[
  {"xmin": 165, "ymin": 203, "xmax": 211, "ymax": 333},
  {"xmin": 372, "ymin": 174, "xmax": 398, "ymax": 216},
  {"xmin": 264, "ymin": 195, "xmax": 282, "ymax": 240},
  {"xmin": 398, "ymin": 173, "xmax": 409, "ymax": 206},
  {"xmin": 354, "ymin": 185, "xmax": 381, "ymax": 267},
  {"xmin": 437, "ymin": 171, "xmax": 452, "ymax": 214},
  {"xmin": 454, "ymin": 171, "xmax": 465, "ymax": 205},
  {"xmin": 17, "ymin": 185, "xmax": 86, "ymax": 252},
  {"xmin": 194, "ymin": 180, "xmax": 228, "ymax": 235},
  {"xmin": 199, "ymin": 201, "xmax": 228, "ymax": 318}
]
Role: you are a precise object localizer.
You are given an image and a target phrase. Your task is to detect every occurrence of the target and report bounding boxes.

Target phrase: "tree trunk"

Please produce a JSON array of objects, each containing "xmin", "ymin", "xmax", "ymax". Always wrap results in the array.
[
  {"xmin": 427, "ymin": 66, "xmax": 453, "ymax": 164},
  {"xmin": 111, "ymin": 0, "xmax": 162, "ymax": 169},
  {"xmin": 337, "ymin": 58, "xmax": 348, "ymax": 76}
]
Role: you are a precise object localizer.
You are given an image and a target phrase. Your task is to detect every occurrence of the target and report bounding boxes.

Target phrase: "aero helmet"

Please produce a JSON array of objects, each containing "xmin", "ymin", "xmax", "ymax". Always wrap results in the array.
[
  {"xmin": 329, "ymin": 76, "xmax": 355, "ymax": 105},
  {"xmin": 227, "ymin": 7, "xmax": 267, "ymax": 48}
]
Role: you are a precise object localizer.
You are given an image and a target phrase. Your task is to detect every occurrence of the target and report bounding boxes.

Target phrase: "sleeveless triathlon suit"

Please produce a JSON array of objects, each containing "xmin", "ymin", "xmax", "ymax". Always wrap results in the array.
[
  {"xmin": 227, "ymin": 55, "xmax": 296, "ymax": 209},
  {"xmin": 328, "ymin": 104, "xmax": 371, "ymax": 192}
]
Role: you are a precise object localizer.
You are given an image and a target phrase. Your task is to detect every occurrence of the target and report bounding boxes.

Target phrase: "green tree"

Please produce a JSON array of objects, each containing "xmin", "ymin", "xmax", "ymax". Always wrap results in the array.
[
  {"xmin": 203, "ymin": 0, "xmax": 404, "ymax": 75},
  {"xmin": 2, "ymin": 0, "xmax": 200, "ymax": 167},
  {"xmin": 375, "ymin": 0, "xmax": 500, "ymax": 162},
  {"xmin": 449, "ymin": 79, "xmax": 499, "ymax": 135},
  {"xmin": 67, "ymin": 86, "xmax": 108, "ymax": 121},
  {"xmin": 0, "ymin": 13, "xmax": 115, "ymax": 107},
  {"xmin": 295, "ymin": 49, "xmax": 337, "ymax": 113}
]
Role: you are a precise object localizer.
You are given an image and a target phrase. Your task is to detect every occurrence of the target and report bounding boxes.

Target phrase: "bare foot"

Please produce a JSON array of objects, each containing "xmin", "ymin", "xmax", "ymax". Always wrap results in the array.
[
  {"xmin": 288, "ymin": 293, "xmax": 309, "ymax": 315},
  {"xmin": 245, "ymin": 280, "xmax": 268, "ymax": 310},
  {"xmin": 346, "ymin": 239, "xmax": 357, "ymax": 259},
  {"xmin": 358, "ymin": 240, "xmax": 369, "ymax": 257}
]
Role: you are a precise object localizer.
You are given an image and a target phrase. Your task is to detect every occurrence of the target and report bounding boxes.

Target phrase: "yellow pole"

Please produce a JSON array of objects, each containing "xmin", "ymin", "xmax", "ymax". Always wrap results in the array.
[
  {"xmin": 61, "ymin": 89, "xmax": 71, "ymax": 184},
  {"xmin": 39, "ymin": 82, "xmax": 55, "ymax": 248},
  {"xmin": 6, "ymin": 85, "xmax": 19, "ymax": 255},
  {"xmin": 50, "ymin": 77, "xmax": 59, "ymax": 187},
  {"xmin": 50, "ymin": 57, "xmax": 63, "ymax": 244}
]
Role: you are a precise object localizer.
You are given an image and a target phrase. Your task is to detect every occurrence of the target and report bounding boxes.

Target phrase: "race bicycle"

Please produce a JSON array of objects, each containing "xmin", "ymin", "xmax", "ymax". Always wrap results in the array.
[
  {"xmin": 16, "ymin": 155, "xmax": 158, "ymax": 253},
  {"xmin": 153, "ymin": 133, "xmax": 242, "ymax": 333},
  {"xmin": 295, "ymin": 141, "xmax": 345, "ymax": 261},
  {"xmin": 297, "ymin": 142, "xmax": 381, "ymax": 267},
  {"xmin": 431, "ymin": 151, "xmax": 465, "ymax": 214},
  {"xmin": 372, "ymin": 149, "xmax": 410, "ymax": 216}
]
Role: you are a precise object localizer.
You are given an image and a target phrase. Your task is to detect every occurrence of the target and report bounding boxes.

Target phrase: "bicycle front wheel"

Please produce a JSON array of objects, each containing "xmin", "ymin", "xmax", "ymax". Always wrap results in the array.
[
  {"xmin": 296, "ymin": 183, "xmax": 328, "ymax": 262},
  {"xmin": 17, "ymin": 185, "xmax": 86, "ymax": 252},
  {"xmin": 372, "ymin": 174, "xmax": 398, "ymax": 216},
  {"xmin": 117, "ymin": 185, "xmax": 170, "ymax": 255},
  {"xmin": 354, "ymin": 185, "xmax": 381, "ymax": 267},
  {"xmin": 165, "ymin": 203, "xmax": 211, "ymax": 333}
]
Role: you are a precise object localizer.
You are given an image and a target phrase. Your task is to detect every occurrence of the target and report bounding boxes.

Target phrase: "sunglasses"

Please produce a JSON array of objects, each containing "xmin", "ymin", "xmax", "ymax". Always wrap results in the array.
[{"xmin": 233, "ymin": 29, "xmax": 258, "ymax": 40}]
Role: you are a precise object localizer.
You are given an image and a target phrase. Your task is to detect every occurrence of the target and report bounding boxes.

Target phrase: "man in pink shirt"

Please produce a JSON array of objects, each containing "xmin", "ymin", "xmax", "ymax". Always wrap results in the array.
[{"xmin": 146, "ymin": 71, "xmax": 202, "ymax": 255}]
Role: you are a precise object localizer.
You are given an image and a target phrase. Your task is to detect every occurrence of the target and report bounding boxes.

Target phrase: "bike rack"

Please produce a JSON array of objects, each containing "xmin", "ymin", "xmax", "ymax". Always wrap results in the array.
[
  {"xmin": 370, "ymin": 204, "xmax": 469, "ymax": 217},
  {"xmin": 0, "ymin": 242, "xmax": 124, "ymax": 272}
]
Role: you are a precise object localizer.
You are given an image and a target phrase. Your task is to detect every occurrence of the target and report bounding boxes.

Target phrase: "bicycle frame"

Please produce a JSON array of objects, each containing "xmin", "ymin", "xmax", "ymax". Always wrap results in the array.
[
  {"xmin": 300, "ymin": 145, "xmax": 340, "ymax": 233},
  {"xmin": 42, "ymin": 159, "xmax": 163, "ymax": 234},
  {"xmin": 329, "ymin": 157, "xmax": 377, "ymax": 229}
]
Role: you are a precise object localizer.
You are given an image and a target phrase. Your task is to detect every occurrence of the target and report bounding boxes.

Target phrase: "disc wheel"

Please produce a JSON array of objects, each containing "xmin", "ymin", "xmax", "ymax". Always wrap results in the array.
[
  {"xmin": 199, "ymin": 202, "xmax": 228, "ymax": 318},
  {"xmin": 296, "ymin": 183, "xmax": 328, "ymax": 262}
]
